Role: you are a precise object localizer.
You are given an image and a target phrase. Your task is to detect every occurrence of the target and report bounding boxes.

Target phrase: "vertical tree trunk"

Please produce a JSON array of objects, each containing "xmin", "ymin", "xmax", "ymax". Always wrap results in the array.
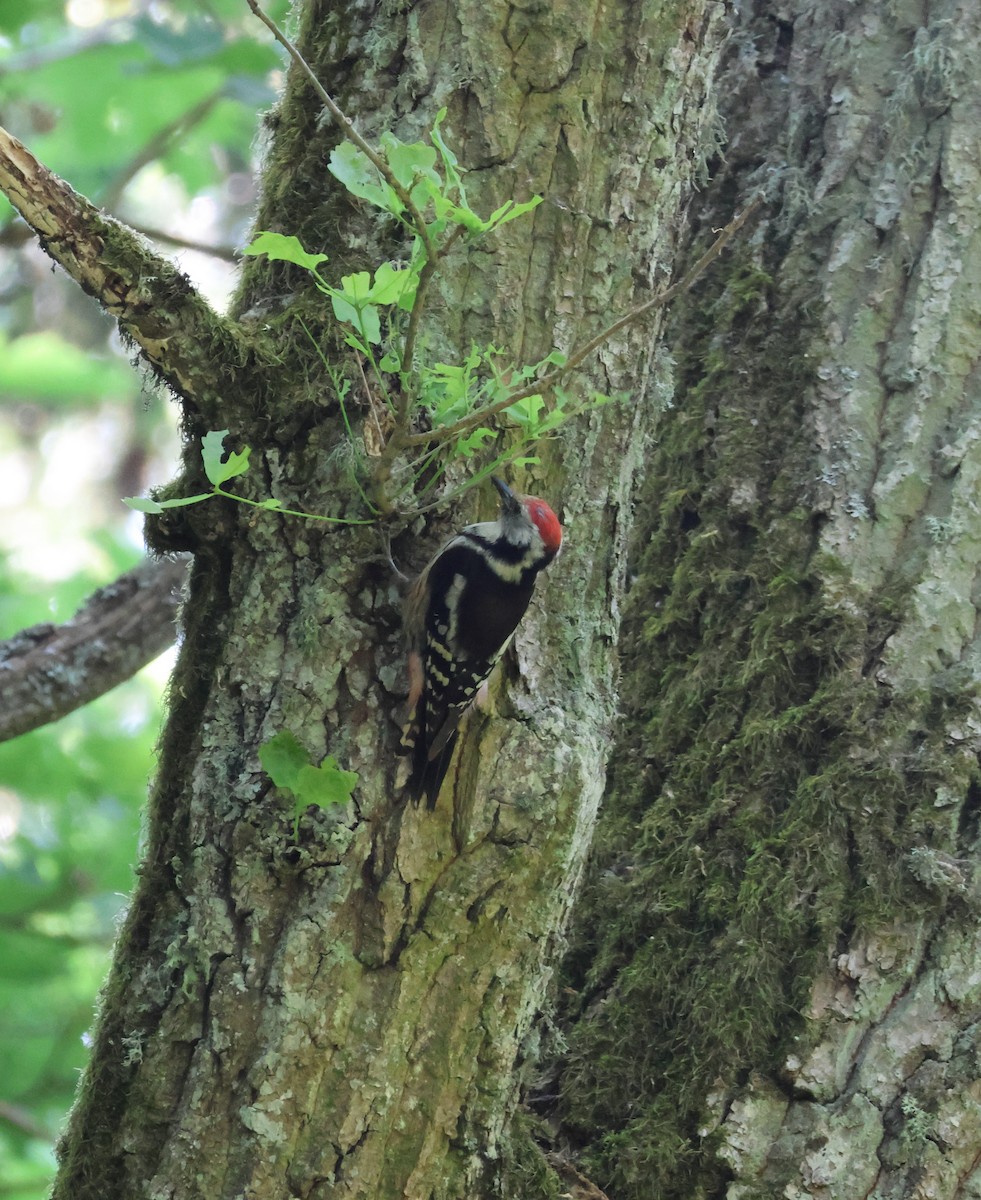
[
  {"xmin": 556, "ymin": 1, "xmax": 981, "ymax": 1197},
  {"xmin": 45, "ymin": 2, "xmax": 728, "ymax": 1197}
]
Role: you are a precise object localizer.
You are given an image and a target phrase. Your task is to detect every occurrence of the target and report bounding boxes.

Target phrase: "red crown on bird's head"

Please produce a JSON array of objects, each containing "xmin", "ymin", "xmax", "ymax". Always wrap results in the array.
[{"xmin": 521, "ymin": 496, "xmax": 562, "ymax": 556}]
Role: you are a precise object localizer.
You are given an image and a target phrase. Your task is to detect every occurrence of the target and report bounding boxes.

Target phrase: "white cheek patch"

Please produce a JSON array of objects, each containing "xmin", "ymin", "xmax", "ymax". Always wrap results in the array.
[{"xmin": 462, "ymin": 530, "xmax": 546, "ymax": 582}]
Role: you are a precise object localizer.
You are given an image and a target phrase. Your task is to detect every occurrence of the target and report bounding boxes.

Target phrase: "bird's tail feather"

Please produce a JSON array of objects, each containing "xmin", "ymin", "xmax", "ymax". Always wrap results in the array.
[
  {"xmin": 400, "ymin": 697, "xmax": 459, "ymax": 808},
  {"xmin": 415, "ymin": 731, "xmax": 459, "ymax": 809}
]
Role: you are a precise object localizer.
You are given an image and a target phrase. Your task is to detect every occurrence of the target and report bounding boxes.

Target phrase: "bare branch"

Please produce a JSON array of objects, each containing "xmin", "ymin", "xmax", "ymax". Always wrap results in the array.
[
  {"xmin": 0, "ymin": 556, "xmax": 189, "ymax": 744},
  {"xmin": 127, "ymin": 224, "xmax": 239, "ymax": 262},
  {"xmin": 0, "ymin": 215, "xmax": 238, "ymax": 262},
  {"xmin": 0, "ymin": 1099, "xmax": 54, "ymax": 1141},
  {"xmin": 0, "ymin": 125, "xmax": 247, "ymax": 426},
  {"xmin": 404, "ymin": 196, "xmax": 765, "ymax": 447},
  {"xmin": 100, "ymin": 88, "xmax": 224, "ymax": 212}
]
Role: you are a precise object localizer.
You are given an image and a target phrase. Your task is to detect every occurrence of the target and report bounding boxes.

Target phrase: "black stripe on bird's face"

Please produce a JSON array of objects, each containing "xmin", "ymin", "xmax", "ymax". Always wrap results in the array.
[{"xmin": 457, "ymin": 531, "xmax": 553, "ymax": 584}]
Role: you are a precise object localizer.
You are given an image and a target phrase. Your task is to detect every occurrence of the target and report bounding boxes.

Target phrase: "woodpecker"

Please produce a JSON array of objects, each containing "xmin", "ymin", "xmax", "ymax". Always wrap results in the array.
[{"xmin": 399, "ymin": 476, "xmax": 563, "ymax": 807}]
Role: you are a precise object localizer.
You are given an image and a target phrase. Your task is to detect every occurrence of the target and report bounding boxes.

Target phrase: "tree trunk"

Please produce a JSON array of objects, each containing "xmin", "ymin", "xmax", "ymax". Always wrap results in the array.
[
  {"xmin": 36, "ymin": 2, "xmax": 727, "ymax": 1197},
  {"xmin": 555, "ymin": 1, "xmax": 981, "ymax": 1197}
]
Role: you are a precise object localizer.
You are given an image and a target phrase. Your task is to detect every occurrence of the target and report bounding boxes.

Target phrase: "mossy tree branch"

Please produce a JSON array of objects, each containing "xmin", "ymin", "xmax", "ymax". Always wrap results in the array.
[{"xmin": 0, "ymin": 125, "xmax": 247, "ymax": 428}]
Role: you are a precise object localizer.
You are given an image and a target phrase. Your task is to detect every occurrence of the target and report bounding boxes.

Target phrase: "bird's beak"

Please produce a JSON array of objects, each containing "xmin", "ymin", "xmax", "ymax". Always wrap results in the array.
[{"xmin": 492, "ymin": 476, "xmax": 521, "ymax": 515}]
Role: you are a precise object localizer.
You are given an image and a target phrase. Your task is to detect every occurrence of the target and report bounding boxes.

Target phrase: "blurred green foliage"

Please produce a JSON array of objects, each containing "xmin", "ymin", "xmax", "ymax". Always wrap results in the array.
[
  {"xmin": 0, "ymin": 0, "xmax": 285, "ymax": 220},
  {"xmin": 0, "ymin": 0, "xmax": 281, "ymax": 1192},
  {"xmin": 0, "ymin": 683, "xmax": 156, "ymax": 1198},
  {"xmin": 0, "ymin": 332, "xmax": 134, "ymax": 402}
]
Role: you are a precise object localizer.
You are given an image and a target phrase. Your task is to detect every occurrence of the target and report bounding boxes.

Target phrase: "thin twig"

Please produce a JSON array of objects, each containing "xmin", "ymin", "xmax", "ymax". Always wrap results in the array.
[
  {"xmin": 101, "ymin": 89, "xmax": 224, "ymax": 211},
  {"xmin": 400, "ymin": 223, "xmax": 464, "ymax": 389},
  {"xmin": 294, "ymin": 317, "xmax": 371, "ymax": 468},
  {"xmin": 398, "ymin": 252, "xmax": 436, "ymax": 401},
  {"xmin": 214, "ymin": 485, "xmax": 376, "ymax": 524},
  {"xmin": 130, "ymin": 224, "xmax": 239, "ymax": 262},
  {"xmin": 377, "ymin": 230, "xmax": 469, "ymax": 483},
  {"xmin": 403, "ymin": 195, "xmax": 764, "ymax": 447},
  {"xmin": 399, "ymin": 440, "xmax": 545, "ymax": 518},
  {"xmin": 245, "ymin": 0, "xmax": 437, "ymax": 265}
]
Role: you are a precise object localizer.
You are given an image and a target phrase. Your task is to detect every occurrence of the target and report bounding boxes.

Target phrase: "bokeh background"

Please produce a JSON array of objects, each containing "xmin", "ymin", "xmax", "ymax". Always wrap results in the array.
[{"xmin": 0, "ymin": 4, "xmax": 284, "ymax": 1192}]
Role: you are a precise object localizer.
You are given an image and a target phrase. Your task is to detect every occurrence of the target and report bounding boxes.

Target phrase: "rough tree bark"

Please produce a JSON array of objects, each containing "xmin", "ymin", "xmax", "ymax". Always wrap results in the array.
[
  {"xmin": 554, "ymin": 1, "xmax": 981, "ymax": 1198},
  {"xmin": 0, "ymin": 1, "xmax": 728, "ymax": 1197}
]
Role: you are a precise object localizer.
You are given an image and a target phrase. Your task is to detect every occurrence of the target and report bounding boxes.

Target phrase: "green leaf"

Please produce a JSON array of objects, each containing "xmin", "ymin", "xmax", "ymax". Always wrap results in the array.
[
  {"xmin": 379, "ymin": 351, "xmax": 401, "ymax": 373},
  {"xmin": 591, "ymin": 389, "xmax": 622, "ymax": 407},
  {"xmin": 123, "ymin": 497, "xmax": 164, "ymax": 513},
  {"xmin": 409, "ymin": 175, "xmax": 444, "ymax": 212},
  {"xmin": 396, "ymin": 276, "xmax": 419, "ymax": 314},
  {"xmin": 260, "ymin": 733, "xmax": 358, "ymax": 838},
  {"xmin": 328, "ymin": 142, "xmax": 402, "ymax": 214},
  {"xmin": 342, "ymin": 333, "xmax": 372, "ymax": 357},
  {"xmin": 368, "ymin": 261, "xmax": 416, "ymax": 307},
  {"xmin": 534, "ymin": 408, "xmax": 568, "ymax": 434},
  {"xmin": 407, "ymin": 233, "xmax": 429, "ymax": 275},
  {"xmin": 380, "ymin": 134, "xmax": 440, "ymax": 190},
  {"xmin": 341, "ymin": 300, "xmax": 383, "ymax": 347},
  {"xmin": 328, "ymin": 292, "xmax": 357, "ymax": 325},
  {"xmin": 430, "ymin": 108, "xmax": 465, "ymax": 199},
  {"xmin": 294, "ymin": 757, "xmax": 358, "ymax": 809},
  {"xmin": 123, "ymin": 493, "xmax": 213, "ymax": 512},
  {"xmin": 485, "ymin": 195, "xmax": 543, "ymax": 229},
  {"xmin": 160, "ymin": 493, "xmax": 215, "ymax": 508},
  {"xmin": 339, "ymin": 270, "xmax": 373, "ymax": 302},
  {"xmin": 201, "ymin": 430, "xmax": 251, "ymax": 485},
  {"xmin": 258, "ymin": 730, "xmax": 310, "ymax": 794},
  {"xmin": 330, "ymin": 283, "xmax": 382, "ymax": 346},
  {"xmin": 436, "ymin": 199, "xmax": 488, "ymax": 233},
  {"xmin": 423, "ymin": 349, "xmax": 484, "ymax": 424},
  {"xmin": 242, "ymin": 231, "xmax": 328, "ymax": 273},
  {"xmin": 455, "ymin": 427, "xmax": 496, "ymax": 456},
  {"xmin": 504, "ymin": 393, "xmax": 545, "ymax": 426}
]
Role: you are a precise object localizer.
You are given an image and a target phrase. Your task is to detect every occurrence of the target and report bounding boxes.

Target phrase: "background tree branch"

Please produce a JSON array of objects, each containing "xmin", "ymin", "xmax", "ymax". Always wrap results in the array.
[
  {"xmin": 0, "ymin": 556, "xmax": 188, "ymax": 743},
  {"xmin": 0, "ymin": 125, "xmax": 246, "ymax": 427}
]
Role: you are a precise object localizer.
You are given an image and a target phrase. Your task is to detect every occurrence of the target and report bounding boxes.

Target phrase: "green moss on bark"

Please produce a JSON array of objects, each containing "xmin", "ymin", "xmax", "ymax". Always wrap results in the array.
[{"xmin": 552, "ymin": 244, "xmax": 970, "ymax": 1199}]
